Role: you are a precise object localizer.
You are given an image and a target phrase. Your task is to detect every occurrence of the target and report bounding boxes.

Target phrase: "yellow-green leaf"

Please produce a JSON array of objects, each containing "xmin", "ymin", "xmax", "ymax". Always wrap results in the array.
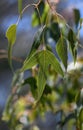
[
  {"xmin": 6, "ymin": 24, "xmax": 17, "ymax": 71},
  {"xmin": 6, "ymin": 24, "xmax": 17, "ymax": 45},
  {"xmin": 21, "ymin": 52, "xmax": 39, "ymax": 72}
]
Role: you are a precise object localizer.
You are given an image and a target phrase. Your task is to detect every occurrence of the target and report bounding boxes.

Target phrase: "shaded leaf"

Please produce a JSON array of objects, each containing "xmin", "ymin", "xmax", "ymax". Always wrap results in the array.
[
  {"xmin": 18, "ymin": 0, "xmax": 22, "ymax": 16},
  {"xmin": 79, "ymin": 108, "xmax": 83, "ymax": 123},
  {"xmin": 79, "ymin": 18, "xmax": 83, "ymax": 29},
  {"xmin": 32, "ymin": 2, "xmax": 49, "ymax": 27},
  {"xmin": 44, "ymin": 22, "xmax": 61, "ymax": 44},
  {"xmin": 62, "ymin": 113, "xmax": 76, "ymax": 126},
  {"xmin": 29, "ymin": 27, "xmax": 44, "ymax": 56},
  {"xmin": 75, "ymin": 91, "xmax": 81, "ymax": 106},
  {"xmin": 37, "ymin": 67, "xmax": 46, "ymax": 100},
  {"xmin": 37, "ymin": 50, "xmax": 49, "ymax": 100},
  {"xmin": 46, "ymin": 50, "xmax": 64, "ymax": 76},
  {"xmin": 32, "ymin": 1, "xmax": 45, "ymax": 26},
  {"xmin": 22, "ymin": 77, "xmax": 37, "ymax": 98},
  {"xmin": 56, "ymin": 37, "xmax": 68, "ymax": 70},
  {"xmin": 50, "ymin": 22, "xmax": 61, "ymax": 42},
  {"xmin": 68, "ymin": 29, "xmax": 77, "ymax": 63},
  {"xmin": 73, "ymin": 9, "xmax": 80, "ymax": 28},
  {"xmin": 43, "ymin": 84, "xmax": 52, "ymax": 95}
]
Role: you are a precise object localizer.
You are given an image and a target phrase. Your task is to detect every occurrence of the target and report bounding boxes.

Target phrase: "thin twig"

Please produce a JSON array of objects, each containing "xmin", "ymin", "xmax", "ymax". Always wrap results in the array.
[
  {"xmin": 46, "ymin": 0, "xmax": 72, "ymax": 30},
  {"xmin": 0, "ymin": 49, "xmax": 7, "ymax": 54},
  {"xmin": 0, "ymin": 54, "xmax": 23, "ymax": 63},
  {"xmin": 78, "ymin": 43, "xmax": 83, "ymax": 49},
  {"xmin": 16, "ymin": 0, "xmax": 42, "ymax": 25}
]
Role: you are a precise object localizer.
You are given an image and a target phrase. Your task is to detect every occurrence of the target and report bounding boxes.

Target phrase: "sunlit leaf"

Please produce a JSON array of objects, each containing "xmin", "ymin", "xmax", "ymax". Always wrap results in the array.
[
  {"xmin": 21, "ymin": 50, "xmax": 64, "ymax": 76},
  {"xmin": 6, "ymin": 24, "xmax": 17, "ymax": 45},
  {"xmin": 21, "ymin": 50, "xmax": 64, "ymax": 100},
  {"xmin": 56, "ymin": 37, "xmax": 68, "ymax": 70},
  {"xmin": 37, "ymin": 50, "xmax": 64, "ymax": 100},
  {"xmin": 21, "ymin": 52, "xmax": 38, "ymax": 72},
  {"xmin": 6, "ymin": 24, "xmax": 17, "ymax": 70}
]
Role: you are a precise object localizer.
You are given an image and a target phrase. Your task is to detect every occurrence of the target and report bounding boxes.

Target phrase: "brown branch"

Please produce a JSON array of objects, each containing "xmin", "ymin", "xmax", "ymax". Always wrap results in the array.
[
  {"xmin": 0, "ymin": 49, "xmax": 7, "ymax": 54},
  {"xmin": 0, "ymin": 54, "xmax": 23, "ymax": 63}
]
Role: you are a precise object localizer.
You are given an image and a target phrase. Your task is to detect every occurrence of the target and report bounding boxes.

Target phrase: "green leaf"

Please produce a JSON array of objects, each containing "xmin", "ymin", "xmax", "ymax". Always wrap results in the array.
[
  {"xmin": 79, "ymin": 18, "xmax": 83, "ymax": 29},
  {"xmin": 37, "ymin": 67, "xmax": 46, "ymax": 100},
  {"xmin": 46, "ymin": 50, "xmax": 64, "ymax": 76},
  {"xmin": 21, "ymin": 50, "xmax": 64, "ymax": 100},
  {"xmin": 6, "ymin": 24, "xmax": 17, "ymax": 70},
  {"xmin": 79, "ymin": 108, "xmax": 83, "ymax": 123},
  {"xmin": 22, "ymin": 77, "xmax": 37, "ymax": 98},
  {"xmin": 62, "ymin": 113, "xmax": 76, "ymax": 126},
  {"xmin": 75, "ymin": 91, "xmax": 81, "ymax": 106},
  {"xmin": 32, "ymin": 1, "xmax": 49, "ymax": 27},
  {"xmin": 6, "ymin": 24, "xmax": 17, "ymax": 45},
  {"xmin": 37, "ymin": 50, "xmax": 49, "ymax": 100},
  {"xmin": 18, "ymin": 0, "xmax": 22, "ymax": 16},
  {"xmin": 68, "ymin": 29, "xmax": 77, "ymax": 63},
  {"xmin": 56, "ymin": 37, "xmax": 68, "ymax": 70},
  {"xmin": 29, "ymin": 27, "xmax": 44, "ymax": 56},
  {"xmin": 44, "ymin": 22, "xmax": 61, "ymax": 44},
  {"xmin": 21, "ymin": 50, "xmax": 64, "ymax": 76},
  {"xmin": 21, "ymin": 52, "xmax": 39, "ymax": 72},
  {"xmin": 50, "ymin": 22, "xmax": 61, "ymax": 42},
  {"xmin": 32, "ymin": 1, "xmax": 45, "ymax": 26},
  {"xmin": 37, "ymin": 50, "xmax": 64, "ymax": 100},
  {"xmin": 73, "ymin": 9, "xmax": 80, "ymax": 28}
]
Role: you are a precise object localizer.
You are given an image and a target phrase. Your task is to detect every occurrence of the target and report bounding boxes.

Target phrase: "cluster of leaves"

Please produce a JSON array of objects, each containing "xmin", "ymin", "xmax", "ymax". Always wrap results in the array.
[{"xmin": 2, "ymin": 0, "xmax": 83, "ymax": 130}]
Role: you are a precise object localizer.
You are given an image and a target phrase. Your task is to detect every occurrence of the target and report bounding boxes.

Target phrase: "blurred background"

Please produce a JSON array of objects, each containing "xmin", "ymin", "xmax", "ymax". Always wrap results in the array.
[{"xmin": 0, "ymin": 0, "xmax": 83, "ymax": 129}]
